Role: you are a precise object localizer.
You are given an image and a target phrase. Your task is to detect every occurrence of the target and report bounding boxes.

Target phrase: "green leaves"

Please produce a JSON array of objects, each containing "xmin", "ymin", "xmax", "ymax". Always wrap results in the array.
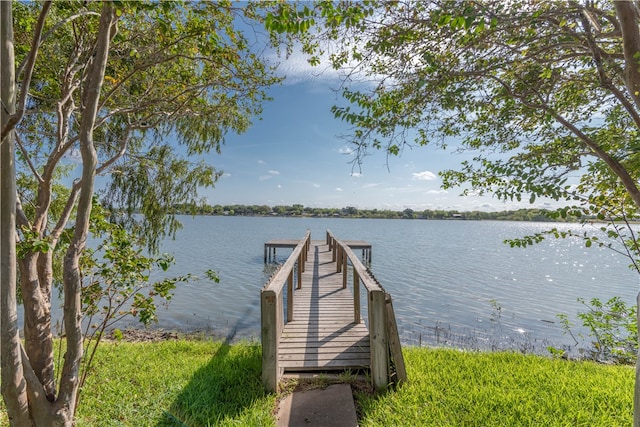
[
  {"xmin": 15, "ymin": 1, "xmax": 281, "ymax": 254},
  {"xmin": 270, "ymin": 2, "xmax": 640, "ymax": 243},
  {"xmin": 17, "ymin": 226, "xmax": 51, "ymax": 259},
  {"xmin": 556, "ymin": 297, "xmax": 638, "ymax": 364},
  {"xmin": 102, "ymin": 144, "xmax": 219, "ymax": 251},
  {"xmin": 80, "ymin": 199, "xmax": 194, "ymax": 328},
  {"xmin": 265, "ymin": 3, "xmax": 317, "ymax": 34}
]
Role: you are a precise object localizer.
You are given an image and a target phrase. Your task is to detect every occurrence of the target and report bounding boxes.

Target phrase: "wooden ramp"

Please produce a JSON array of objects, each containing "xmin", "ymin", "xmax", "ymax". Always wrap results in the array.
[{"xmin": 279, "ymin": 241, "xmax": 370, "ymax": 372}]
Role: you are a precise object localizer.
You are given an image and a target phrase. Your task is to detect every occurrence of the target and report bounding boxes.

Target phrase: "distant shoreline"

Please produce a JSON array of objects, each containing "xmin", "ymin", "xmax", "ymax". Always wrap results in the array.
[{"xmin": 171, "ymin": 205, "xmax": 583, "ymax": 222}]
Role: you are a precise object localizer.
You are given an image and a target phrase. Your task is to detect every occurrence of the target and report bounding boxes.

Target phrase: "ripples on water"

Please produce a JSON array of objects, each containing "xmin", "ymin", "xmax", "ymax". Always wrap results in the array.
[{"xmin": 134, "ymin": 216, "xmax": 638, "ymax": 355}]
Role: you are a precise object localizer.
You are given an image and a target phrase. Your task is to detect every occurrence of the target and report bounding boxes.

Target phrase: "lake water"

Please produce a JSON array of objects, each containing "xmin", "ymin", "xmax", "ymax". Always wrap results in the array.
[{"xmin": 143, "ymin": 216, "xmax": 638, "ymax": 354}]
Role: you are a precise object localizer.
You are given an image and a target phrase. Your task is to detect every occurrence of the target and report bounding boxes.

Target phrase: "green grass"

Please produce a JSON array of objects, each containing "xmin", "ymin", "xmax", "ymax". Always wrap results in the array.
[
  {"xmin": 357, "ymin": 348, "xmax": 634, "ymax": 426},
  {"xmin": 74, "ymin": 339, "xmax": 275, "ymax": 426},
  {"xmin": 0, "ymin": 341, "xmax": 634, "ymax": 426}
]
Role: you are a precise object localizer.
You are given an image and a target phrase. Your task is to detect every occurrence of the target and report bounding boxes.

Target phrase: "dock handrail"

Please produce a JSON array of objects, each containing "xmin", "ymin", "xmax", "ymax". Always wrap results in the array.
[
  {"xmin": 261, "ymin": 230, "xmax": 310, "ymax": 391},
  {"xmin": 326, "ymin": 229, "xmax": 406, "ymax": 389}
]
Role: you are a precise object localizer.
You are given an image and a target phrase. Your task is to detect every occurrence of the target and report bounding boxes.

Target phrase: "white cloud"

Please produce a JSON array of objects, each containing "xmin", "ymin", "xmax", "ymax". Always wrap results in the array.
[
  {"xmin": 427, "ymin": 189, "xmax": 448, "ymax": 194},
  {"xmin": 351, "ymin": 172, "xmax": 362, "ymax": 178},
  {"xmin": 259, "ymin": 170, "xmax": 280, "ymax": 181},
  {"xmin": 269, "ymin": 38, "xmax": 383, "ymax": 88},
  {"xmin": 277, "ymin": 184, "xmax": 283, "ymax": 189},
  {"xmin": 362, "ymin": 183, "xmax": 381, "ymax": 189},
  {"xmin": 339, "ymin": 146, "xmax": 354, "ymax": 155},
  {"xmin": 270, "ymin": 48, "xmax": 344, "ymax": 86},
  {"xmin": 258, "ymin": 160, "xmax": 266, "ymax": 165},
  {"xmin": 335, "ymin": 187, "xmax": 343, "ymax": 192},
  {"xmin": 412, "ymin": 171, "xmax": 437, "ymax": 181},
  {"xmin": 313, "ymin": 183, "xmax": 320, "ymax": 188},
  {"xmin": 221, "ymin": 172, "xmax": 231, "ymax": 178}
]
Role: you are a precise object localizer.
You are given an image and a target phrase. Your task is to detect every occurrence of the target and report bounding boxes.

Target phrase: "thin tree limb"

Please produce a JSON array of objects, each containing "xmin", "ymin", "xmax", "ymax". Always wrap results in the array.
[{"xmin": 1, "ymin": 1, "xmax": 52, "ymax": 140}]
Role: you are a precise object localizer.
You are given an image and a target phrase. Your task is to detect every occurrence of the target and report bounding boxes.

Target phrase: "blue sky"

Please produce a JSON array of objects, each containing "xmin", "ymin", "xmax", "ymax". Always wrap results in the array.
[{"xmin": 198, "ymin": 52, "xmax": 562, "ymax": 212}]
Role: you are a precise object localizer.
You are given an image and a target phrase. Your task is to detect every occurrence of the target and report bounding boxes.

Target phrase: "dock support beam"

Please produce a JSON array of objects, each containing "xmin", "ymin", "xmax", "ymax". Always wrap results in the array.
[
  {"xmin": 261, "ymin": 289, "xmax": 281, "ymax": 392},
  {"xmin": 369, "ymin": 289, "xmax": 388, "ymax": 390},
  {"xmin": 353, "ymin": 269, "xmax": 360, "ymax": 323}
]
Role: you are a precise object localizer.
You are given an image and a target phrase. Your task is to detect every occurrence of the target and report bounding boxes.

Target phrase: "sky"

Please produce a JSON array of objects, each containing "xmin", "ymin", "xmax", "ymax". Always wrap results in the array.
[{"xmin": 196, "ymin": 50, "xmax": 564, "ymax": 213}]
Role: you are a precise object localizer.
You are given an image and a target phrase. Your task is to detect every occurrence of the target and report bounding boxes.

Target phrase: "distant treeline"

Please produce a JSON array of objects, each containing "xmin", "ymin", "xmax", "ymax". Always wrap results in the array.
[{"xmin": 172, "ymin": 203, "xmax": 580, "ymax": 222}]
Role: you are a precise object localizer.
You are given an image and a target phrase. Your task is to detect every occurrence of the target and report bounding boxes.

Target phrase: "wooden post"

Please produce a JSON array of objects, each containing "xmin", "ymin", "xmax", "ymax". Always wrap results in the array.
[
  {"xmin": 353, "ymin": 269, "xmax": 360, "ymax": 323},
  {"xmin": 264, "ymin": 245, "xmax": 267, "ymax": 263},
  {"xmin": 261, "ymin": 289, "xmax": 280, "ymax": 392},
  {"xmin": 342, "ymin": 252, "xmax": 348, "ymax": 289},
  {"xmin": 287, "ymin": 270, "xmax": 294, "ymax": 322},
  {"xmin": 302, "ymin": 237, "xmax": 308, "ymax": 265},
  {"xmin": 336, "ymin": 245, "xmax": 342, "ymax": 272},
  {"xmin": 297, "ymin": 254, "xmax": 302, "ymax": 289},
  {"xmin": 385, "ymin": 294, "xmax": 407, "ymax": 384},
  {"xmin": 369, "ymin": 289, "xmax": 388, "ymax": 390}
]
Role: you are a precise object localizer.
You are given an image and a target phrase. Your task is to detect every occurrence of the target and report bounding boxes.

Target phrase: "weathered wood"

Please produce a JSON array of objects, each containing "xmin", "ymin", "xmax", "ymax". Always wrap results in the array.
[
  {"xmin": 262, "ymin": 231, "xmax": 310, "ymax": 391},
  {"xmin": 385, "ymin": 293, "xmax": 407, "ymax": 384},
  {"xmin": 296, "ymin": 255, "xmax": 302, "ymax": 288},
  {"xmin": 342, "ymin": 250, "xmax": 348, "ymax": 288},
  {"xmin": 262, "ymin": 230, "xmax": 403, "ymax": 391},
  {"xmin": 278, "ymin": 240, "xmax": 370, "ymax": 374},
  {"xmin": 369, "ymin": 289, "xmax": 388, "ymax": 389},
  {"xmin": 264, "ymin": 239, "xmax": 303, "ymax": 263},
  {"xmin": 354, "ymin": 269, "xmax": 360, "ymax": 323},
  {"xmin": 287, "ymin": 270, "xmax": 294, "ymax": 322},
  {"xmin": 261, "ymin": 288, "xmax": 279, "ymax": 392}
]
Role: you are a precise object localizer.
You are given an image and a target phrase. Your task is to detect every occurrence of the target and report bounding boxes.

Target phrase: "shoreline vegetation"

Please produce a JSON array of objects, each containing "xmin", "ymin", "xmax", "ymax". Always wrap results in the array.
[
  {"xmin": 172, "ymin": 204, "xmax": 581, "ymax": 222},
  {"xmin": 0, "ymin": 334, "xmax": 630, "ymax": 426}
]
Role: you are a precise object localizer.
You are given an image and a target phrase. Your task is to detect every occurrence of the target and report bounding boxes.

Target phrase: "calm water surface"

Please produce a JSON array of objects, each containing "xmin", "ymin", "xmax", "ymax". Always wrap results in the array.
[{"xmin": 147, "ymin": 216, "xmax": 638, "ymax": 352}]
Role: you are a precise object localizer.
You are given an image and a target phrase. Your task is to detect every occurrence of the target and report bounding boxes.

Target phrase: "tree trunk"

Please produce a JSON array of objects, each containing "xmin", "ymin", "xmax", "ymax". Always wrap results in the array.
[
  {"xmin": 0, "ymin": 2, "xmax": 32, "ymax": 425},
  {"xmin": 19, "ymin": 253, "xmax": 55, "ymax": 401},
  {"xmin": 3, "ymin": 2, "xmax": 114, "ymax": 425},
  {"xmin": 614, "ymin": 4, "xmax": 640, "ymax": 426},
  {"xmin": 56, "ymin": 3, "xmax": 117, "ymax": 419},
  {"xmin": 614, "ymin": 2, "xmax": 640, "ymax": 111}
]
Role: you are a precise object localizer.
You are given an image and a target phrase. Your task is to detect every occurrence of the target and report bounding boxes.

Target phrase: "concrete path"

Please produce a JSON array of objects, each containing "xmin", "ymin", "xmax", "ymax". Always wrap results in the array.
[{"xmin": 276, "ymin": 384, "xmax": 358, "ymax": 427}]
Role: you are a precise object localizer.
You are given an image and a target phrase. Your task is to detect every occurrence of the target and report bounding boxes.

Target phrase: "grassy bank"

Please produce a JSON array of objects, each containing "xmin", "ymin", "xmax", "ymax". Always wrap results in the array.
[{"xmin": 0, "ymin": 339, "xmax": 634, "ymax": 426}]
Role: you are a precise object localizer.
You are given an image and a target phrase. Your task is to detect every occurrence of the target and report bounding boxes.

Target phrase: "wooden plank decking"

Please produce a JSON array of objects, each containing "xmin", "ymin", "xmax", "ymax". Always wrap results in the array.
[{"xmin": 279, "ymin": 241, "xmax": 370, "ymax": 372}]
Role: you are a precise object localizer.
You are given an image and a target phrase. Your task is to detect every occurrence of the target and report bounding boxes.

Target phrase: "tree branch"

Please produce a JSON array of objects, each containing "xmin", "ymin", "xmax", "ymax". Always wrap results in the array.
[
  {"xmin": 15, "ymin": 10, "xmax": 101, "ymax": 78},
  {"xmin": 14, "ymin": 132, "xmax": 43, "ymax": 183},
  {"xmin": 1, "ymin": 1, "xmax": 52, "ymax": 140},
  {"xmin": 48, "ymin": 181, "xmax": 80, "ymax": 250},
  {"xmin": 58, "ymin": 3, "xmax": 117, "ymax": 412}
]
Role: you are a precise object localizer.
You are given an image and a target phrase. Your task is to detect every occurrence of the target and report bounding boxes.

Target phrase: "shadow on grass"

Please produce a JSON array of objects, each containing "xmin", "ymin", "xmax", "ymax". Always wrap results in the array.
[{"xmin": 156, "ymin": 331, "xmax": 270, "ymax": 426}]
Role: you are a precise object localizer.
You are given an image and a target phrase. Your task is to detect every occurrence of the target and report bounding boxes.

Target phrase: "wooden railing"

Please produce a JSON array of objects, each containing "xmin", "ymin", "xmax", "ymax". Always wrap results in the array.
[
  {"xmin": 261, "ymin": 230, "xmax": 311, "ymax": 391},
  {"xmin": 326, "ymin": 230, "xmax": 406, "ymax": 389}
]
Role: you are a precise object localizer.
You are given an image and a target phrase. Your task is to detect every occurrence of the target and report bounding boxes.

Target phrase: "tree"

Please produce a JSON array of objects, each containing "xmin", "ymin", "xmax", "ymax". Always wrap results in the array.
[
  {"xmin": 266, "ymin": 1, "xmax": 640, "ymax": 424},
  {"xmin": 1, "ymin": 1, "xmax": 25, "ymax": 424},
  {"xmin": 402, "ymin": 208, "xmax": 415, "ymax": 219},
  {"xmin": 3, "ymin": 1, "xmax": 279, "ymax": 425}
]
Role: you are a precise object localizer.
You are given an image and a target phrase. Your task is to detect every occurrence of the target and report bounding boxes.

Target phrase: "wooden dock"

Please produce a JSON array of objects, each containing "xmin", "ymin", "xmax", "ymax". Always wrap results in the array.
[
  {"xmin": 265, "ymin": 239, "xmax": 372, "ymax": 263},
  {"xmin": 261, "ymin": 230, "xmax": 405, "ymax": 392},
  {"xmin": 279, "ymin": 241, "xmax": 370, "ymax": 371}
]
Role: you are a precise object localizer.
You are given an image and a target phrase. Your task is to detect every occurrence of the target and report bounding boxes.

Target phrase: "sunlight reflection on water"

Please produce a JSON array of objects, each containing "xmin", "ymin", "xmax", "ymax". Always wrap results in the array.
[{"xmin": 65, "ymin": 216, "xmax": 639, "ymax": 355}]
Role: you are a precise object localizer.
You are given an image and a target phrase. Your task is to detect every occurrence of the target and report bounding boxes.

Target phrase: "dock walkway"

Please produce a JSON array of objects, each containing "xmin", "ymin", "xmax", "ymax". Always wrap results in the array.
[
  {"xmin": 279, "ymin": 240, "xmax": 370, "ymax": 371},
  {"xmin": 261, "ymin": 230, "xmax": 405, "ymax": 392}
]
